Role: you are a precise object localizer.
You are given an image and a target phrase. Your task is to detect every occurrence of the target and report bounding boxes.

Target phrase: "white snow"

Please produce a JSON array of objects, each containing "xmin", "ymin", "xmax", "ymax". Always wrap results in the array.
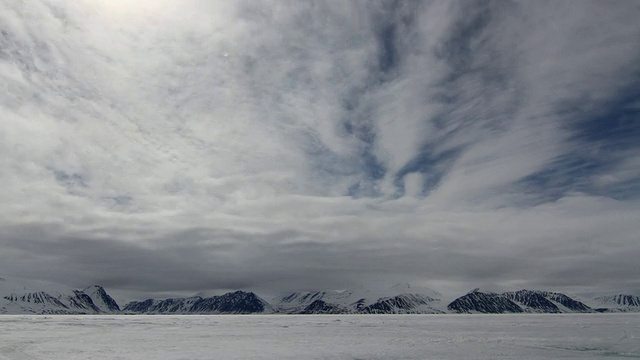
[
  {"xmin": 0, "ymin": 314, "xmax": 638, "ymax": 359},
  {"xmin": 0, "ymin": 276, "xmax": 92, "ymax": 314},
  {"xmin": 274, "ymin": 283, "xmax": 443, "ymax": 313}
]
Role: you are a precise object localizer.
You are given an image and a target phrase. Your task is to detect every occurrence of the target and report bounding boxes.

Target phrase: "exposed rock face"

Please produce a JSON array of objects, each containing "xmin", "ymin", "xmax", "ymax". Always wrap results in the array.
[
  {"xmin": 448, "ymin": 289, "xmax": 593, "ymax": 314},
  {"xmin": 280, "ymin": 291, "xmax": 327, "ymax": 305},
  {"xmin": 3, "ymin": 291, "xmax": 69, "ymax": 310},
  {"xmin": 592, "ymin": 294, "xmax": 640, "ymax": 312},
  {"xmin": 594, "ymin": 294, "xmax": 640, "ymax": 307},
  {"xmin": 190, "ymin": 291, "xmax": 270, "ymax": 314},
  {"xmin": 274, "ymin": 284, "xmax": 443, "ymax": 314},
  {"xmin": 544, "ymin": 292, "xmax": 591, "ymax": 312},
  {"xmin": 123, "ymin": 297, "xmax": 197, "ymax": 314},
  {"xmin": 123, "ymin": 291, "xmax": 272, "ymax": 314},
  {"xmin": 301, "ymin": 300, "xmax": 348, "ymax": 314},
  {"xmin": 0, "ymin": 279, "xmax": 117, "ymax": 315},
  {"xmin": 503, "ymin": 290, "xmax": 561, "ymax": 313},
  {"xmin": 447, "ymin": 290, "xmax": 523, "ymax": 314},
  {"xmin": 83, "ymin": 285, "xmax": 121, "ymax": 312},
  {"xmin": 361, "ymin": 294, "xmax": 444, "ymax": 314},
  {"xmin": 69, "ymin": 290, "xmax": 101, "ymax": 313},
  {"xmin": 123, "ymin": 298, "xmax": 157, "ymax": 313}
]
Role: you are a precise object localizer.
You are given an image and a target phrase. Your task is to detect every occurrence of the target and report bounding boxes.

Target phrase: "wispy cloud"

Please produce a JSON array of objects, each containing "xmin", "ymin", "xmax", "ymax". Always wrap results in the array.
[{"xmin": 0, "ymin": 0, "xmax": 639, "ymax": 298}]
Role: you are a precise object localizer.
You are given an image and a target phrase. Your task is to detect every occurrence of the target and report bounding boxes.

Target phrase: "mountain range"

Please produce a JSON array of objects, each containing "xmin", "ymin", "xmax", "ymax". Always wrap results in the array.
[
  {"xmin": 0, "ymin": 277, "xmax": 119, "ymax": 314},
  {"xmin": 1, "ymin": 276, "xmax": 638, "ymax": 315},
  {"xmin": 123, "ymin": 291, "xmax": 272, "ymax": 314}
]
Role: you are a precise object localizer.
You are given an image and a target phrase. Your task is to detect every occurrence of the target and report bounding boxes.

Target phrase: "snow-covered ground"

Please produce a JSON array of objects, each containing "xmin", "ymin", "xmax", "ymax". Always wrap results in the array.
[{"xmin": 0, "ymin": 314, "xmax": 638, "ymax": 359}]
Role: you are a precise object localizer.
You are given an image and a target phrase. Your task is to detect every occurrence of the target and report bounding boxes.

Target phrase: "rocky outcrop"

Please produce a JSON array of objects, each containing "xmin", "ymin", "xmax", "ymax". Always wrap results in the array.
[{"xmin": 447, "ymin": 289, "xmax": 523, "ymax": 314}]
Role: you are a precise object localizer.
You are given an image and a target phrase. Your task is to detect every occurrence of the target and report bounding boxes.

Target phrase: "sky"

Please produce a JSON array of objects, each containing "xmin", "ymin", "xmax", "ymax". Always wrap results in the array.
[{"xmin": 1, "ymin": 0, "xmax": 639, "ymax": 301}]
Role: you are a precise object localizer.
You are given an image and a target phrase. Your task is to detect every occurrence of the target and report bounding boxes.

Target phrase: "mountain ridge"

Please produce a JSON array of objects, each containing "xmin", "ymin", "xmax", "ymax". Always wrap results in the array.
[
  {"xmin": 448, "ymin": 289, "xmax": 593, "ymax": 314},
  {"xmin": 123, "ymin": 291, "xmax": 272, "ymax": 314},
  {"xmin": 1, "ymin": 277, "xmax": 105, "ymax": 314},
  {"xmin": 273, "ymin": 284, "xmax": 444, "ymax": 314},
  {"xmin": 2, "ymin": 276, "xmax": 638, "ymax": 315}
]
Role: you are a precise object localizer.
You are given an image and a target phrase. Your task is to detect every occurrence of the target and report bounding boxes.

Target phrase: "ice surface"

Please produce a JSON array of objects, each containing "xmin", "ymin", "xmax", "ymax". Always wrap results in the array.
[{"xmin": 0, "ymin": 314, "xmax": 638, "ymax": 359}]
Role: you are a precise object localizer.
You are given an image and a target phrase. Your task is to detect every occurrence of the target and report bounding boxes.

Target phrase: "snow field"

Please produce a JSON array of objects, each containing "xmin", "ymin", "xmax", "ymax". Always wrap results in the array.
[{"xmin": 0, "ymin": 314, "xmax": 639, "ymax": 359}]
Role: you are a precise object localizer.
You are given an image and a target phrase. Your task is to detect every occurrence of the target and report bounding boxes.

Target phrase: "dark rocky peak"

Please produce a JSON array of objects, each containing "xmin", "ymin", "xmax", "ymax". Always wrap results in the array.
[
  {"xmin": 69, "ymin": 290, "xmax": 100, "ymax": 313},
  {"xmin": 503, "ymin": 290, "xmax": 560, "ymax": 313},
  {"xmin": 191, "ymin": 291, "xmax": 269, "ymax": 314},
  {"xmin": 124, "ymin": 291, "xmax": 271, "ymax": 314},
  {"xmin": 542, "ymin": 292, "xmax": 591, "ymax": 312},
  {"xmin": 361, "ymin": 294, "xmax": 440, "ymax": 314},
  {"xmin": 123, "ymin": 298, "xmax": 156, "ymax": 313},
  {"xmin": 84, "ymin": 285, "xmax": 121, "ymax": 312},
  {"xmin": 301, "ymin": 300, "xmax": 348, "ymax": 314},
  {"xmin": 448, "ymin": 290, "xmax": 523, "ymax": 314}
]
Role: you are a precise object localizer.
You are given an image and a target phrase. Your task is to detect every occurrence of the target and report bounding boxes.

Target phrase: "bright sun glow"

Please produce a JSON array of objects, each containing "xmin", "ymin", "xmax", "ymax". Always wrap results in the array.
[
  {"xmin": 93, "ymin": 0, "xmax": 177, "ymax": 18},
  {"xmin": 88, "ymin": 0, "xmax": 229, "ymax": 28}
]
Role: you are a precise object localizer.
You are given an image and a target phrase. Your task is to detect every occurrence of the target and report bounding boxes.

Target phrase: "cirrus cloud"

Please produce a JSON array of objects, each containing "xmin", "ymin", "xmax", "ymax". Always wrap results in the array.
[{"xmin": 1, "ymin": 0, "xmax": 639, "ymax": 300}]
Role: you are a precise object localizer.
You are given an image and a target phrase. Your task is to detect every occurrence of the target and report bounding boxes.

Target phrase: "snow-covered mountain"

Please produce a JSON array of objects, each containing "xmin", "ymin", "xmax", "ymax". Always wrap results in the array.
[
  {"xmin": 503, "ymin": 290, "xmax": 560, "ymax": 313},
  {"xmin": 275, "ymin": 284, "xmax": 444, "ymax": 314},
  {"xmin": 83, "ymin": 285, "xmax": 121, "ymax": 313},
  {"xmin": 591, "ymin": 294, "xmax": 640, "ymax": 312},
  {"xmin": 0, "ymin": 276, "xmax": 120, "ymax": 314},
  {"xmin": 505, "ymin": 290, "xmax": 591, "ymax": 313},
  {"xmin": 448, "ymin": 289, "xmax": 592, "ymax": 314},
  {"xmin": 123, "ymin": 291, "xmax": 273, "ymax": 314},
  {"xmin": 299, "ymin": 299, "xmax": 348, "ymax": 314},
  {"xmin": 4, "ymin": 275, "xmax": 639, "ymax": 315}
]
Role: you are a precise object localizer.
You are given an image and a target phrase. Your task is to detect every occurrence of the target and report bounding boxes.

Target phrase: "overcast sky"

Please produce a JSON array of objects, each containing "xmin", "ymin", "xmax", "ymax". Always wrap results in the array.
[{"xmin": 1, "ymin": 0, "xmax": 639, "ymax": 301}]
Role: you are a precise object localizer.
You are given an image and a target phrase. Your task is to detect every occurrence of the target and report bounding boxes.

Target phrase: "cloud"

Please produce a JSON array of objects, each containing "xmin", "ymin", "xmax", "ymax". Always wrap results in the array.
[{"xmin": 0, "ymin": 0, "xmax": 639, "ymax": 299}]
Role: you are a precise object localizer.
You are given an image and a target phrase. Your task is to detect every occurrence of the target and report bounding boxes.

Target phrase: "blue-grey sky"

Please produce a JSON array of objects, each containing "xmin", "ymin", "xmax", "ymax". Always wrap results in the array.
[{"xmin": 1, "ymin": 0, "xmax": 639, "ymax": 299}]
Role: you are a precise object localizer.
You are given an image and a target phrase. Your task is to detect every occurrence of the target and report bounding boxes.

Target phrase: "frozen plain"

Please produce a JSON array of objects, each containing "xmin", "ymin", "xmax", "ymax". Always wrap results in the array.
[{"xmin": 0, "ymin": 314, "xmax": 639, "ymax": 360}]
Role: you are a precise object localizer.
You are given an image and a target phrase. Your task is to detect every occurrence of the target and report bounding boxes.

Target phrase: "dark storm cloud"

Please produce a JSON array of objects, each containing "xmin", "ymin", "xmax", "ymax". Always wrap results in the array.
[{"xmin": 0, "ymin": 0, "xmax": 639, "ymax": 300}]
